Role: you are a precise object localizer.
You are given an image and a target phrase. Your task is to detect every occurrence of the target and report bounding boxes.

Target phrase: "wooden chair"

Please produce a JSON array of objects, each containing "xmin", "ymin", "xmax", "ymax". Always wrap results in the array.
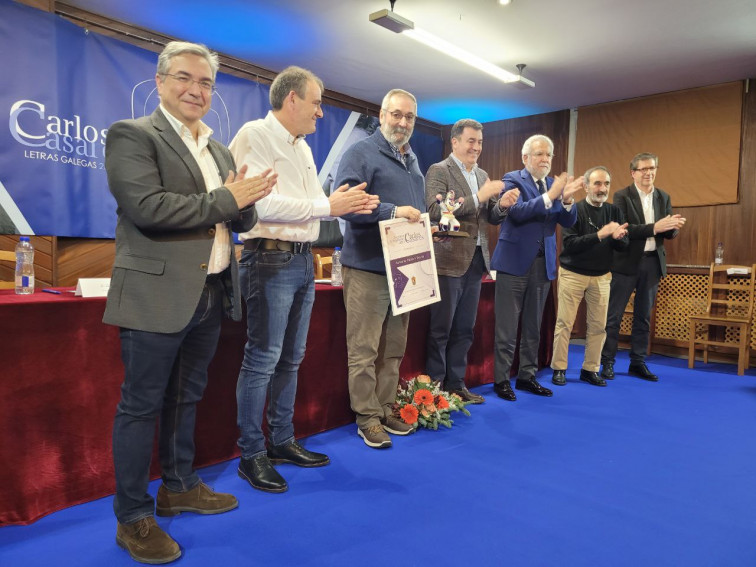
[
  {"xmin": 0, "ymin": 250, "xmax": 15, "ymax": 290},
  {"xmin": 314, "ymin": 253, "xmax": 332, "ymax": 280},
  {"xmin": 688, "ymin": 263, "xmax": 756, "ymax": 375}
]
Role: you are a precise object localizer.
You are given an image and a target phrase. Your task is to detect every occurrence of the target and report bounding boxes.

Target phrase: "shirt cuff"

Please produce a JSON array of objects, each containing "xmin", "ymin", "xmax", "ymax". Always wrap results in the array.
[
  {"xmin": 312, "ymin": 196, "xmax": 331, "ymax": 219},
  {"xmin": 542, "ymin": 193, "xmax": 553, "ymax": 209}
]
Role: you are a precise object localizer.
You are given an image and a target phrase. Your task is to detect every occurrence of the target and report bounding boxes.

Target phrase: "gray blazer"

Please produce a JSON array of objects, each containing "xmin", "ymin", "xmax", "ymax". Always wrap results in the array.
[
  {"xmin": 103, "ymin": 108, "xmax": 256, "ymax": 334},
  {"xmin": 426, "ymin": 156, "xmax": 493, "ymax": 277}
]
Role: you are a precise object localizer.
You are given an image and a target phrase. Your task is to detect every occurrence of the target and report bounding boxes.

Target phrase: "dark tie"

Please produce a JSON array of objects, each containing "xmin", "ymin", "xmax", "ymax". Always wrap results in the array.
[{"xmin": 536, "ymin": 179, "xmax": 546, "ymax": 256}]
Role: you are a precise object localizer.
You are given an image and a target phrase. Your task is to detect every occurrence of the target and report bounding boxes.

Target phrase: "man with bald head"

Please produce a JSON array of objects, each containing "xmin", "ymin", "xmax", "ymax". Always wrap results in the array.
[{"xmin": 336, "ymin": 89, "xmax": 426, "ymax": 449}]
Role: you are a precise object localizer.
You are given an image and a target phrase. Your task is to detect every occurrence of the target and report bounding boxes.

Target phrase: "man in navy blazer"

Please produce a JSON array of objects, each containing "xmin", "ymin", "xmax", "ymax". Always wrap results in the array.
[
  {"xmin": 104, "ymin": 41, "xmax": 275, "ymax": 564},
  {"xmin": 489, "ymin": 134, "xmax": 582, "ymax": 400}
]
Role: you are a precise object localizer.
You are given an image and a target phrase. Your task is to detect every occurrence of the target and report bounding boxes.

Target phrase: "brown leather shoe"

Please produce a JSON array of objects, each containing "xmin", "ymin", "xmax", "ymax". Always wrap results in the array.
[
  {"xmin": 156, "ymin": 482, "xmax": 238, "ymax": 517},
  {"xmin": 116, "ymin": 516, "xmax": 181, "ymax": 564},
  {"xmin": 449, "ymin": 387, "xmax": 485, "ymax": 404}
]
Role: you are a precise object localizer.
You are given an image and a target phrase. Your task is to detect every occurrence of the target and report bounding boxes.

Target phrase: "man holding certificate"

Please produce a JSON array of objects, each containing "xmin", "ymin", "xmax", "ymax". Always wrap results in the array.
[{"xmin": 336, "ymin": 89, "xmax": 426, "ymax": 449}]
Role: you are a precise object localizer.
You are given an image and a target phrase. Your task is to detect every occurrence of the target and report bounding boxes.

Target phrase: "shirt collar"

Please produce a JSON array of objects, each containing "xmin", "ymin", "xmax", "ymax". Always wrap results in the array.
[
  {"xmin": 634, "ymin": 182, "xmax": 655, "ymax": 198},
  {"xmin": 450, "ymin": 153, "xmax": 477, "ymax": 175},
  {"xmin": 160, "ymin": 104, "xmax": 213, "ymax": 142},
  {"xmin": 266, "ymin": 111, "xmax": 304, "ymax": 145}
]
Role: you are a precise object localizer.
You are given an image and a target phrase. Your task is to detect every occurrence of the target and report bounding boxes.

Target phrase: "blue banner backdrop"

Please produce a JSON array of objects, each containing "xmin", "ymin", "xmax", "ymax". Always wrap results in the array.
[{"xmin": 0, "ymin": 2, "xmax": 442, "ymax": 238}]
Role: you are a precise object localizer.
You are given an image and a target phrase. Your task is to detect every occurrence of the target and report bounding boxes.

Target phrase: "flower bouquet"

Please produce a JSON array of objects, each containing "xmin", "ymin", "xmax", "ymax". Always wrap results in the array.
[{"xmin": 394, "ymin": 375, "xmax": 471, "ymax": 430}]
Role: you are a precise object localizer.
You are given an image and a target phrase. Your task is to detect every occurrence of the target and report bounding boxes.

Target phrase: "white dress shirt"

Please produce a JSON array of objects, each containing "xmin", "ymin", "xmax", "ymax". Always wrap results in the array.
[
  {"xmin": 634, "ymin": 183, "xmax": 657, "ymax": 252},
  {"xmin": 229, "ymin": 111, "xmax": 331, "ymax": 243},
  {"xmin": 160, "ymin": 105, "xmax": 230, "ymax": 274}
]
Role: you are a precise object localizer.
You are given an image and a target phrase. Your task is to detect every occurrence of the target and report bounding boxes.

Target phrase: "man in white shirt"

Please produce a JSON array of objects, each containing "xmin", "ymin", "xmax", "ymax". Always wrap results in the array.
[
  {"xmin": 601, "ymin": 152, "xmax": 686, "ymax": 382},
  {"xmin": 229, "ymin": 66, "xmax": 376, "ymax": 492}
]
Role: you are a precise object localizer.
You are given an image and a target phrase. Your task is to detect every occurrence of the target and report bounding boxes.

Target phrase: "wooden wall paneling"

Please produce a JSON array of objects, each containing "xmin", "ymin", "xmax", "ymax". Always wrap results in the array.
[{"xmin": 55, "ymin": 237, "xmax": 116, "ymax": 287}]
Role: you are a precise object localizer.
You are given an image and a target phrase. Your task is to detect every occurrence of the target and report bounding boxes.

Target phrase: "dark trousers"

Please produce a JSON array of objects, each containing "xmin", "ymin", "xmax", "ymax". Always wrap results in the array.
[
  {"xmin": 602, "ymin": 254, "xmax": 661, "ymax": 365},
  {"xmin": 112, "ymin": 279, "xmax": 223, "ymax": 524},
  {"xmin": 425, "ymin": 247, "xmax": 486, "ymax": 391},
  {"xmin": 494, "ymin": 255, "xmax": 550, "ymax": 384}
]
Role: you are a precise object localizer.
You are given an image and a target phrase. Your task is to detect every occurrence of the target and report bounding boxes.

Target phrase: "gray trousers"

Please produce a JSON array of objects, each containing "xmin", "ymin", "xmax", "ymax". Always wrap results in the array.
[
  {"xmin": 494, "ymin": 256, "xmax": 550, "ymax": 384},
  {"xmin": 342, "ymin": 266, "xmax": 410, "ymax": 429}
]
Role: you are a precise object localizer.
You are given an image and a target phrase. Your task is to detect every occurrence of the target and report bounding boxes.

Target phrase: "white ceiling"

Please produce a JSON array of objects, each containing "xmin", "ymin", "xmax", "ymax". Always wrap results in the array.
[{"xmin": 61, "ymin": 0, "xmax": 756, "ymax": 124}]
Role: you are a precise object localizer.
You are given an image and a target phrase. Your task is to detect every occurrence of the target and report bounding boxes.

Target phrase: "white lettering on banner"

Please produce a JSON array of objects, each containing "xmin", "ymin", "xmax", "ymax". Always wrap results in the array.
[{"xmin": 9, "ymin": 99, "xmax": 108, "ymax": 160}]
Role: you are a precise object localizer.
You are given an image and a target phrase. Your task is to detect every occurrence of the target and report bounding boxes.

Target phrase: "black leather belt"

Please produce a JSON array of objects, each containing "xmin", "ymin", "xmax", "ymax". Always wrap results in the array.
[
  {"xmin": 243, "ymin": 238, "xmax": 312, "ymax": 254},
  {"xmin": 642, "ymin": 250, "xmax": 658, "ymax": 257}
]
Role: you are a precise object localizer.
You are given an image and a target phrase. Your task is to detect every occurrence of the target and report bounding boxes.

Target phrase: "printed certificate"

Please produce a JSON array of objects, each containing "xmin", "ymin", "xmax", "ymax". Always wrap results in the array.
[{"xmin": 378, "ymin": 213, "xmax": 440, "ymax": 315}]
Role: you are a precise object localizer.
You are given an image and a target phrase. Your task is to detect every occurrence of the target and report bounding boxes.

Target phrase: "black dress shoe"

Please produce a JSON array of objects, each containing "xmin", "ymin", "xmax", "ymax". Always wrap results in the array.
[
  {"xmin": 628, "ymin": 362, "xmax": 659, "ymax": 382},
  {"xmin": 579, "ymin": 369, "xmax": 607, "ymax": 387},
  {"xmin": 600, "ymin": 362, "xmax": 614, "ymax": 380},
  {"xmin": 449, "ymin": 387, "xmax": 485, "ymax": 404},
  {"xmin": 238, "ymin": 455, "xmax": 288, "ymax": 493},
  {"xmin": 493, "ymin": 381, "xmax": 516, "ymax": 401},
  {"xmin": 515, "ymin": 378, "xmax": 553, "ymax": 397},
  {"xmin": 551, "ymin": 370, "xmax": 566, "ymax": 386},
  {"xmin": 267, "ymin": 440, "xmax": 330, "ymax": 468}
]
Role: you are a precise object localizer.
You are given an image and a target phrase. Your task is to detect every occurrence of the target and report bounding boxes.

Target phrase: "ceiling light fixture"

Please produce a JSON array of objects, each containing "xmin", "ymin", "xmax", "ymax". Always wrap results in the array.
[{"xmin": 369, "ymin": 2, "xmax": 533, "ymax": 88}]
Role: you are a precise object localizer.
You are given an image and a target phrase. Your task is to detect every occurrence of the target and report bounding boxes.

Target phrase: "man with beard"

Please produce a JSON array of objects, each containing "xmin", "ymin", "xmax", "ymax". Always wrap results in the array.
[
  {"xmin": 335, "ymin": 89, "xmax": 426, "ymax": 449},
  {"xmin": 489, "ymin": 134, "xmax": 582, "ymax": 401},
  {"xmin": 550, "ymin": 166, "xmax": 628, "ymax": 387},
  {"xmin": 600, "ymin": 153, "xmax": 685, "ymax": 382}
]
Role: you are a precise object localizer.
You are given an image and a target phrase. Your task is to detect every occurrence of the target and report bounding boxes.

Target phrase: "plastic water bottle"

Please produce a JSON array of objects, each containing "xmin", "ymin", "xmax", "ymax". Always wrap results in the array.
[
  {"xmin": 15, "ymin": 236, "xmax": 35, "ymax": 294},
  {"xmin": 331, "ymin": 247, "xmax": 342, "ymax": 286},
  {"xmin": 714, "ymin": 242, "xmax": 724, "ymax": 265}
]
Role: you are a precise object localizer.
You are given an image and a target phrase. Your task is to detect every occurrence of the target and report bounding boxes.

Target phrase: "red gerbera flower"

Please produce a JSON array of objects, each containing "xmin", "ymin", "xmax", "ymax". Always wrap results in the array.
[
  {"xmin": 437, "ymin": 395, "xmax": 449, "ymax": 409},
  {"xmin": 400, "ymin": 404, "xmax": 419, "ymax": 425},
  {"xmin": 414, "ymin": 389, "xmax": 434, "ymax": 405}
]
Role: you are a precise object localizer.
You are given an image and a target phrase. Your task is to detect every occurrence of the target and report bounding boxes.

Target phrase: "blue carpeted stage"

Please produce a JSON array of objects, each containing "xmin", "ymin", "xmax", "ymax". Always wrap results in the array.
[{"xmin": 2, "ymin": 345, "xmax": 755, "ymax": 566}]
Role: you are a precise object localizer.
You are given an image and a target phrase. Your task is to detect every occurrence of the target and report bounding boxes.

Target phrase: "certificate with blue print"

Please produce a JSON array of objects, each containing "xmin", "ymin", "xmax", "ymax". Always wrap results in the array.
[{"xmin": 379, "ymin": 213, "xmax": 441, "ymax": 315}]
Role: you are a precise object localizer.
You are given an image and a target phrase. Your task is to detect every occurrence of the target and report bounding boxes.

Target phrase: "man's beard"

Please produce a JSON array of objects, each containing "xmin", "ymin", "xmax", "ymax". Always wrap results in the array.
[
  {"xmin": 587, "ymin": 192, "xmax": 608, "ymax": 205},
  {"xmin": 383, "ymin": 124, "xmax": 412, "ymax": 147}
]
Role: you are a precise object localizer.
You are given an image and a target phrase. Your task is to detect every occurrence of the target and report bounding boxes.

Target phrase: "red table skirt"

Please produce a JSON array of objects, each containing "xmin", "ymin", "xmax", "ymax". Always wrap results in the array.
[{"xmin": 0, "ymin": 281, "xmax": 553, "ymax": 525}]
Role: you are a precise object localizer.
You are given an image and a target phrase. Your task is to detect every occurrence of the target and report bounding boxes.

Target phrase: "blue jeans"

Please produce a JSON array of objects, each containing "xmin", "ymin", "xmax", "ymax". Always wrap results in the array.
[
  {"xmin": 112, "ymin": 279, "xmax": 223, "ymax": 524},
  {"xmin": 236, "ymin": 248, "xmax": 314, "ymax": 459}
]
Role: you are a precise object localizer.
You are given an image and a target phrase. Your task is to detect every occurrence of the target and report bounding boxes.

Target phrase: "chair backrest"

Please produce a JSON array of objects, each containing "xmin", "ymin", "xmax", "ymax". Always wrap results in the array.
[
  {"xmin": 0, "ymin": 250, "xmax": 15, "ymax": 289},
  {"xmin": 313, "ymin": 253, "xmax": 333, "ymax": 280},
  {"xmin": 705, "ymin": 263, "xmax": 756, "ymax": 320}
]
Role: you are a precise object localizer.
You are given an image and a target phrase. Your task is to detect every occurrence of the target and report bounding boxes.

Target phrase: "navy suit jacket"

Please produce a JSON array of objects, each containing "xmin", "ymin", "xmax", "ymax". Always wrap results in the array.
[{"xmin": 489, "ymin": 168, "xmax": 577, "ymax": 280}]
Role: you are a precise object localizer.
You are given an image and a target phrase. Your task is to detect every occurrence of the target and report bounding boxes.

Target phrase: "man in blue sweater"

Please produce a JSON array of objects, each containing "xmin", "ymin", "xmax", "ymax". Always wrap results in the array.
[{"xmin": 335, "ymin": 89, "xmax": 426, "ymax": 449}]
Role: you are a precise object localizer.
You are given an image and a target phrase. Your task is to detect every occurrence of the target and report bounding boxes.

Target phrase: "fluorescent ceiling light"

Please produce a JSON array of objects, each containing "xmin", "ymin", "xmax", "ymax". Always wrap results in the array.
[{"xmin": 369, "ymin": 8, "xmax": 533, "ymax": 87}]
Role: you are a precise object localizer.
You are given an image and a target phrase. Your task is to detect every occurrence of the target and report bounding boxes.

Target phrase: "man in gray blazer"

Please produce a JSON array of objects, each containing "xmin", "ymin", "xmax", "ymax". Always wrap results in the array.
[
  {"xmin": 425, "ymin": 119, "xmax": 519, "ymax": 403},
  {"xmin": 104, "ymin": 41, "xmax": 275, "ymax": 565}
]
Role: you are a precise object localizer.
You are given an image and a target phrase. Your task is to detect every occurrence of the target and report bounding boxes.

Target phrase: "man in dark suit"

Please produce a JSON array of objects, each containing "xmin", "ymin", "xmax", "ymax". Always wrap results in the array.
[
  {"xmin": 425, "ymin": 119, "xmax": 519, "ymax": 403},
  {"xmin": 600, "ymin": 152, "xmax": 685, "ymax": 382},
  {"xmin": 489, "ymin": 134, "xmax": 582, "ymax": 400},
  {"xmin": 104, "ymin": 41, "xmax": 275, "ymax": 564}
]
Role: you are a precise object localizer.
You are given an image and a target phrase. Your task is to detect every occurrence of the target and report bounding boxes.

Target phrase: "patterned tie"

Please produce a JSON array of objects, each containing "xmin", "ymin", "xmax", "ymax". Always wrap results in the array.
[{"xmin": 536, "ymin": 179, "xmax": 546, "ymax": 195}]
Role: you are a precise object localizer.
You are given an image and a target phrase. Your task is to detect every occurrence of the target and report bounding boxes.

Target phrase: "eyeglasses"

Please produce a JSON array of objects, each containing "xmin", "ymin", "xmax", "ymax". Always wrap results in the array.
[
  {"xmin": 386, "ymin": 110, "xmax": 416, "ymax": 124},
  {"xmin": 633, "ymin": 167, "xmax": 657, "ymax": 173},
  {"xmin": 161, "ymin": 73, "xmax": 216, "ymax": 93}
]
